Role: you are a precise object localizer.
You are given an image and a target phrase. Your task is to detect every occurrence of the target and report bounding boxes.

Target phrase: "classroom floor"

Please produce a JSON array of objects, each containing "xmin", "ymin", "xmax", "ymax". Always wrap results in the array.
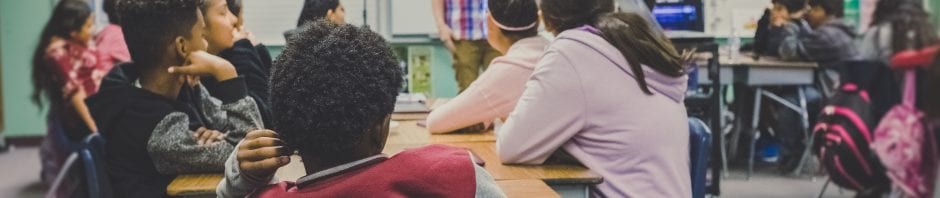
[{"xmin": 0, "ymin": 145, "xmax": 851, "ymax": 198}]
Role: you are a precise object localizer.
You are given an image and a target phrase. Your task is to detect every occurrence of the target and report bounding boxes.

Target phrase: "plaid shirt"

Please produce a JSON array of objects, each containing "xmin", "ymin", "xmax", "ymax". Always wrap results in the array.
[{"xmin": 444, "ymin": 0, "xmax": 488, "ymax": 40}]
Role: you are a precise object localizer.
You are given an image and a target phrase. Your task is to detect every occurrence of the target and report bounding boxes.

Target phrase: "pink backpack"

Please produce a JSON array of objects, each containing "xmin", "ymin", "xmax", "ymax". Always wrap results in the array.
[{"xmin": 870, "ymin": 47, "xmax": 939, "ymax": 197}]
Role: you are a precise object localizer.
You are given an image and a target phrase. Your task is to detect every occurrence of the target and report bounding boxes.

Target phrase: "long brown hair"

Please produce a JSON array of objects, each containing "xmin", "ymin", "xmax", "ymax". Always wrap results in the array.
[{"xmin": 541, "ymin": 0, "xmax": 684, "ymax": 94}]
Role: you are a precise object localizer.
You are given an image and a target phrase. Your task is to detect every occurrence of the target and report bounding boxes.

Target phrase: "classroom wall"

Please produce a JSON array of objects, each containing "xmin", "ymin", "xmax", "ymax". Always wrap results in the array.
[{"xmin": 0, "ymin": 0, "xmax": 54, "ymax": 137}]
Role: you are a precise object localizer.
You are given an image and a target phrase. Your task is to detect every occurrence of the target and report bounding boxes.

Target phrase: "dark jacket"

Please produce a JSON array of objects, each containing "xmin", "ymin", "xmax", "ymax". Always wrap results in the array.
[
  {"xmin": 202, "ymin": 39, "xmax": 273, "ymax": 128},
  {"xmin": 776, "ymin": 19, "xmax": 859, "ymax": 64},
  {"xmin": 87, "ymin": 63, "xmax": 263, "ymax": 197}
]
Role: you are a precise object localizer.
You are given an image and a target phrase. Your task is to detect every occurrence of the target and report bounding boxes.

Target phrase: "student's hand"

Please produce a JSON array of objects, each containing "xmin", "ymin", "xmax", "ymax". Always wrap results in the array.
[
  {"xmin": 194, "ymin": 127, "xmax": 225, "ymax": 146},
  {"xmin": 238, "ymin": 130, "xmax": 291, "ymax": 179},
  {"xmin": 168, "ymin": 51, "xmax": 237, "ymax": 81},
  {"xmin": 184, "ymin": 75, "xmax": 201, "ymax": 88},
  {"xmin": 233, "ymin": 27, "xmax": 258, "ymax": 46},
  {"xmin": 438, "ymin": 26, "xmax": 457, "ymax": 52}
]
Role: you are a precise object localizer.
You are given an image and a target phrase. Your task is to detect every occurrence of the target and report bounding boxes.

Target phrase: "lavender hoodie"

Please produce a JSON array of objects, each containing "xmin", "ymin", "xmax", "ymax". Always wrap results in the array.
[{"xmin": 496, "ymin": 28, "xmax": 691, "ymax": 197}]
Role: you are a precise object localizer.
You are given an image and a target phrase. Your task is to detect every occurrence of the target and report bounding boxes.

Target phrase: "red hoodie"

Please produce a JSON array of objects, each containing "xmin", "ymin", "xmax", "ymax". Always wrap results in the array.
[{"xmin": 253, "ymin": 145, "xmax": 477, "ymax": 198}]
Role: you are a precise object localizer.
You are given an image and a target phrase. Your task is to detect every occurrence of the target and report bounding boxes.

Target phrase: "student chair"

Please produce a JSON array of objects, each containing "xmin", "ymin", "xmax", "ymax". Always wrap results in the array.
[
  {"xmin": 80, "ymin": 133, "xmax": 112, "ymax": 198},
  {"xmin": 46, "ymin": 152, "xmax": 82, "ymax": 198},
  {"xmin": 45, "ymin": 134, "xmax": 113, "ymax": 198},
  {"xmin": 689, "ymin": 117, "xmax": 713, "ymax": 198}
]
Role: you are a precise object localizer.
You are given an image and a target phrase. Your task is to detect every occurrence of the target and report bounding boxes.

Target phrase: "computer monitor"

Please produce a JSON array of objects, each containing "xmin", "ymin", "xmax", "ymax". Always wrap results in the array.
[{"xmin": 653, "ymin": 1, "xmax": 704, "ymax": 31}]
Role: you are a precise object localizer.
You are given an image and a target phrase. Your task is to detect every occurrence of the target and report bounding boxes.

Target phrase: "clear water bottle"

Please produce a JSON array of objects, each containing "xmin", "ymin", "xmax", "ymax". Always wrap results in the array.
[{"xmin": 729, "ymin": 28, "xmax": 741, "ymax": 62}]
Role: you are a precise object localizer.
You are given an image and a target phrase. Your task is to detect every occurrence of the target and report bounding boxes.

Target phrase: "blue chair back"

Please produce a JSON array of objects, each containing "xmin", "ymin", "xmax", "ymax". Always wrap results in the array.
[
  {"xmin": 80, "ymin": 134, "xmax": 112, "ymax": 198},
  {"xmin": 689, "ymin": 117, "xmax": 712, "ymax": 198}
]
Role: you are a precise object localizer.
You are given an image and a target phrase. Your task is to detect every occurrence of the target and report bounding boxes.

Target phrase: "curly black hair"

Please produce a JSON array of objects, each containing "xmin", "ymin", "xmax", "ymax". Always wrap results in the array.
[
  {"xmin": 271, "ymin": 20, "xmax": 402, "ymax": 156},
  {"xmin": 118, "ymin": 0, "xmax": 204, "ymax": 70}
]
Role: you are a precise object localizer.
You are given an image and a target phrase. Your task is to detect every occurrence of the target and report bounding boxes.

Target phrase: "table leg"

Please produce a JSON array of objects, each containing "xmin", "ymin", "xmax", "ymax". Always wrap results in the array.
[
  {"xmin": 791, "ymin": 87, "xmax": 814, "ymax": 176},
  {"xmin": 748, "ymin": 88, "xmax": 763, "ymax": 180}
]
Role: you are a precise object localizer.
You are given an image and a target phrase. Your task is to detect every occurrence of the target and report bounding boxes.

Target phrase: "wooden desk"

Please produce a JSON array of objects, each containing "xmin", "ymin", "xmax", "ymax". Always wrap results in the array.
[
  {"xmin": 498, "ymin": 179, "xmax": 561, "ymax": 198},
  {"xmin": 167, "ymin": 175, "xmax": 559, "ymax": 198},
  {"xmin": 384, "ymin": 142, "xmax": 602, "ymax": 184},
  {"xmin": 166, "ymin": 174, "xmax": 222, "ymax": 197},
  {"xmin": 387, "ymin": 120, "xmax": 496, "ymax": 144},
  {"xmin": 390, "ymin": 98, "xmax": 450, "ymax": 121},
  {"xmin": 168, "ymin": 98, "xmax": 599, "ymax": 197}
]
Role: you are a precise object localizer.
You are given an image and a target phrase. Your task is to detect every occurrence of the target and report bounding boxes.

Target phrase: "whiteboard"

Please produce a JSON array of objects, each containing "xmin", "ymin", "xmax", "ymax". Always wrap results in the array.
[
  {"xmin": 391, "ymin": 0, "xmax": 437, "ymax": 36},
  {"xmin": 242, "ymin": 0, "xmax": 372, "ymax": 45}
]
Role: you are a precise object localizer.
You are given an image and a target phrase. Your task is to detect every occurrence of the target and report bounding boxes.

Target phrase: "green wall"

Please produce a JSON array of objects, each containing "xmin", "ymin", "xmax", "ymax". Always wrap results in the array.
[{"xmin": 1, "ymin": 0, "xmax": 54, "ymax": 137}]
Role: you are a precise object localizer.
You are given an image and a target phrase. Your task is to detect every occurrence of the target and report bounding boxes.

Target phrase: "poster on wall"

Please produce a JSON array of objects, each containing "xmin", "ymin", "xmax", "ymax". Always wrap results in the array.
[
  {"xmin": 704, "ymin": 0, "xmax": 766, "ymax": 38},
  {"xmin": 407, "ymin": 46, "xmax": 432, "ymax": 95}
]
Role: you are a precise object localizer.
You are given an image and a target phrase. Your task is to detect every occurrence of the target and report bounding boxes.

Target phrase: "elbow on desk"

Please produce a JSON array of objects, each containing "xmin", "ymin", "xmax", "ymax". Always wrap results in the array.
[
  {"xmin": 495, "ymin": 142, "xmax": 542, "ymax": 165},
  {"xmin": 424, "ymin": 115, "xmax": 455, "ymax": 134}
]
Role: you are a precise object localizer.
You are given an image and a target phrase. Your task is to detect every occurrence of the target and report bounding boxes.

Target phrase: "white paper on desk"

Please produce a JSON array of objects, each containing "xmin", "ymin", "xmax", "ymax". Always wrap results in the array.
[{"xmin": 395, "ymin": 93, "xmax": 430, "ymax": 113}]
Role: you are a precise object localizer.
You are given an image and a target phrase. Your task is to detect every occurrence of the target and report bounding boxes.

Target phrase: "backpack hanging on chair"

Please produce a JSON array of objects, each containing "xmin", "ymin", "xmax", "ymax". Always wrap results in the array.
[
  {"xmin": 870, "ymin": 44, "xmax": 940, "ymax": 198},
  {"xmin": 812, "ymin": 69, "xmax": 890, "ymax": 192}
]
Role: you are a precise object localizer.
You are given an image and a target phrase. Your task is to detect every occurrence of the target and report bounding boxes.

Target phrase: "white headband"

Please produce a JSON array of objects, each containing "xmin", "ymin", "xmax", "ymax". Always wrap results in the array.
[{"xmin": 493, "ymin": 19, "xmax": 538, "ymax": 31}]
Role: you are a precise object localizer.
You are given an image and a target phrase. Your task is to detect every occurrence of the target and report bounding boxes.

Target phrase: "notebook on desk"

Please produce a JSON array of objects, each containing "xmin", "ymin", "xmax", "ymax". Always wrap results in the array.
[{"xmin": 394, "ymin": 93, "xmax": 430, "ymax": 113}]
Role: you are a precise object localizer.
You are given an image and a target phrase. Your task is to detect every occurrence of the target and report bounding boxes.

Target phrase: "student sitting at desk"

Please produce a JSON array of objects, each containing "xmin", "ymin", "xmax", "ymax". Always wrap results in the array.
[
  {"xmin": 776, "ymin": 0, "xmax": 858, "ymax": 63},
  {"xmin": 857, "ymin": 0, "xmax": 937, "ymax": 64},
  {"xmin": 85, "ymin": 0, "xmax": 263, "ymax": 196},
  {"xmin": 425, "ymin": 0, "xmax": 548, "ymax": 134},
  {"xmin": 216, "ymin": 20, "xmax": 504, "ymax": 198},
  {"xmin": 495, "ymin": 0, "xmax": 691, "ymax": 197},
  {"xmin": 285, "ymin": 0, "xmax": 345, "ymax": 41},
  {"xmin": 195, "ymin": 0, "xmax": 274, "ymax": 128},
  {"xmin": 755, "ymin": 0, "xmax": 808, "ymax": 57}
]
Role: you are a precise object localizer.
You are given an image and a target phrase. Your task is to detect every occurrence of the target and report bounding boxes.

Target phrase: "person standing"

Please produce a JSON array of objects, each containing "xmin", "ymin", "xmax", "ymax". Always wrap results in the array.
[{"xmin": 432, "ymin": 0, "xmax": 502, "ymax": 92}]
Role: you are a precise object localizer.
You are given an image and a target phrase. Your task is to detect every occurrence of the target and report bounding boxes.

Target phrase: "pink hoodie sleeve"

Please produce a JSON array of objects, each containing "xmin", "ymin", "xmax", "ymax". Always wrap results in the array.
[
  {"xmin": 426, "ymin": 62, "xmax": 513, "ymax": 133},
  {"xmin": 496, "ymin": 51, "xmax": 586, "ymax": 164}
]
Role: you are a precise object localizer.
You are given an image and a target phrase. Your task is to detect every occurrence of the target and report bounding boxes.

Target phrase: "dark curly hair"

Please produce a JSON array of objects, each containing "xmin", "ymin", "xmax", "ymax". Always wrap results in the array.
[{"xmin": 270, "ymin": 20, "xmax": 402, "ymax": 156}]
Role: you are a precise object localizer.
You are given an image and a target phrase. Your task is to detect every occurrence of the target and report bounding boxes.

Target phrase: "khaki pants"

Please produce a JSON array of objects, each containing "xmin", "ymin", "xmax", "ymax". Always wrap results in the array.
[{"xmin": 452, "ymin": 40, "xmax": 501, "ymax": 92}]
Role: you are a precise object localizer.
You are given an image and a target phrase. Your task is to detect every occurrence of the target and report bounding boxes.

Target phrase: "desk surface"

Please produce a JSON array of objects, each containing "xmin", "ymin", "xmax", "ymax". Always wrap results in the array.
[
  {"xmin": 387, "ymin": 120, "xmax": 496, "ymax": 144},
  {"xmin": 168, "ymin": 175, "xmax": 559, "ymax": 198},
  {"xmin": 720, "ymin": 56, "xmax": 818, "ymax": 68},
  {"xmin": 168, "ymin": 116, "xmax": 599, "ymax": 196}
]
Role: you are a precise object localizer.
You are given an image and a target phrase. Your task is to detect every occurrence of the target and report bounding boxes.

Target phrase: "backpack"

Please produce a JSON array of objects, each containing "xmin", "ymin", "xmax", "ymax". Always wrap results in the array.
[
  {"xmin": 812, "ymin": 82, "xmax": 890, "ymax": 191},
  {"xmin": 870, "ymin": 46, "xmax": 940, "ymax": 197}
]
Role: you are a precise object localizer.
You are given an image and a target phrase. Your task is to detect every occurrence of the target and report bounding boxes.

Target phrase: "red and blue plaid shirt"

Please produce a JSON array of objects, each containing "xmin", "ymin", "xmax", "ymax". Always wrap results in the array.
[{"xmin": 444, "ymin": 0, "xmax": 488, "ymax": 40}]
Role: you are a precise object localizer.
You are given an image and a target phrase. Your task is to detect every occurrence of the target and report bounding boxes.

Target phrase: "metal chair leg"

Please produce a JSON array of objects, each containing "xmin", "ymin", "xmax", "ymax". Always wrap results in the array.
[
  {"xmin": 792, "ymin": 87, "xmax": 813, "ymax": 176},
  {"xmin": 817, "ymin": 178, "xmax": 832, "ymax": 198},
  {"xmin": 748, "ymin": 88, "xmax": 763, "ymax": 180}
]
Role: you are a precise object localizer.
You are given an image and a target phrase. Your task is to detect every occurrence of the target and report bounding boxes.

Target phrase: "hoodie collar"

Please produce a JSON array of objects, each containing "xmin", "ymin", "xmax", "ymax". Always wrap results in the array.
[{"xmin": 554, "ymin": 26, "xmax": 688, "ymax": 103}]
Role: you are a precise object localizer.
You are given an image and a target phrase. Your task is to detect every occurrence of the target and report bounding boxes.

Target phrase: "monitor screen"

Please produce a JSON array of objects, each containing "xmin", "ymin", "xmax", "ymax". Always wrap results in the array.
[{"xmin": 653, "ymin": 4, "xmax": 699, "ymax": 31}]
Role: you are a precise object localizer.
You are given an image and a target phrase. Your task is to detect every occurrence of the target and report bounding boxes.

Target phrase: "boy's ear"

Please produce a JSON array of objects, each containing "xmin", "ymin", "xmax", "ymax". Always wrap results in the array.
[
  {"xmin": 174, "ymin": 36, "xmax": 190, "ymax": 60},
  {"xmin": 327, "ymin": 9, "xmax": 335, "ymax": 19}
]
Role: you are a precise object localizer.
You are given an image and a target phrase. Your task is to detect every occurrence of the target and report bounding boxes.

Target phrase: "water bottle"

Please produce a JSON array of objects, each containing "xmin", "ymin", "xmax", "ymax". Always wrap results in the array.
[{"xmin": 729, "ymin": 28, "xmax": 741, "ymax": 62}]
